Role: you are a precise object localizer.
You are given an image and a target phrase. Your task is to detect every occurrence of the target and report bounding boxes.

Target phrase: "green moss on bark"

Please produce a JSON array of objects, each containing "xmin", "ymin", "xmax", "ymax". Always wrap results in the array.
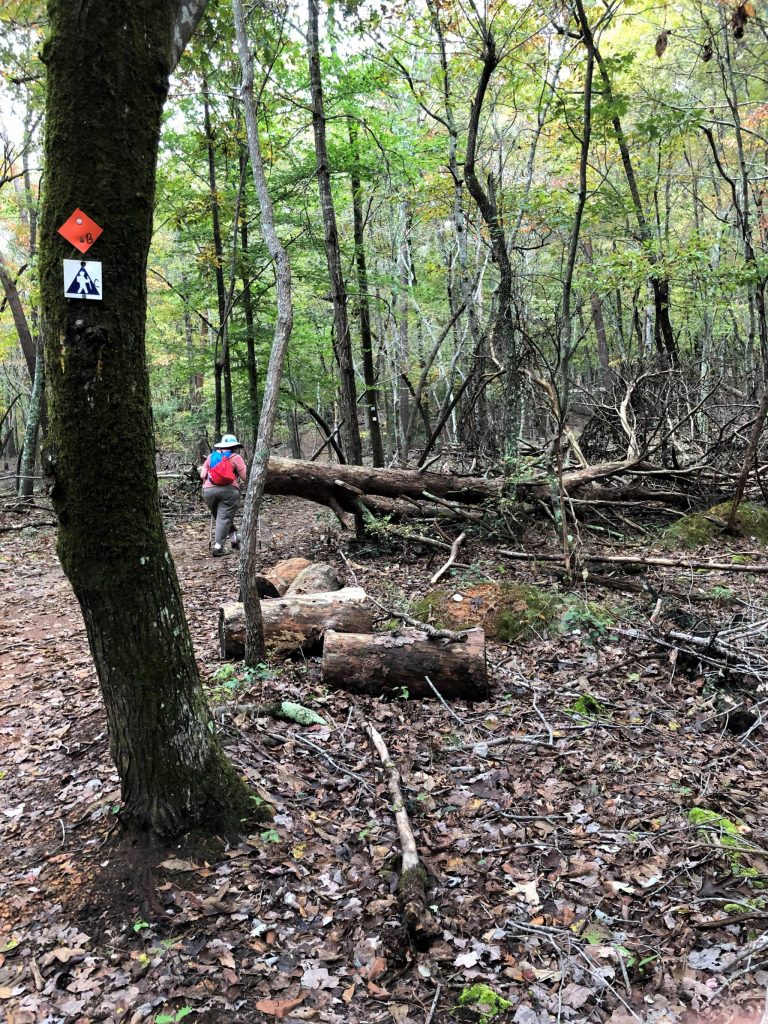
[{"xmin": 39, "ymin": 0, "xmax": 251, "ymax": 837}]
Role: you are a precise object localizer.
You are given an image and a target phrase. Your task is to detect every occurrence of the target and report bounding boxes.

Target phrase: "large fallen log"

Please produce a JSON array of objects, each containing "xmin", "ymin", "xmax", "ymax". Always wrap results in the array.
[
  {"xmin": 264, "ymin": 456, "xmax": 496, "ymax": 514},
  {"xmin": 322, "ymin": 628, "xmax": 488, "ymax": 700},
  {"xmin": 261, "ymin": 456, "xmax": 657, "ymax": 518},
  {"xmin": 220, "ymin": 587, "xmax": 373, "ymax": 659}
]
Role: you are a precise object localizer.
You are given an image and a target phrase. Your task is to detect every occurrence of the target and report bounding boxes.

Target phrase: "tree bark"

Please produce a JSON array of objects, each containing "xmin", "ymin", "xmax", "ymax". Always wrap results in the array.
[
  {"xmin": 323, "ymin": 628, "xmax": 488, "ymax": 700},
  {"xmin": 0, "ymin": 253, "xmax": 37, "ymax": 382},
  {"xmin": 307, "ymin": 0, "xmax": 362, "ymax": 465},
  {"xmin": 39, "ymin": 0, "xmax": 251, "ymax": 836},
  {"xmin": 18, "ymin": 335, "xmax": 44, "ymax": 500},
  {"xmin": 220, "ymin": 587, "xmax": 373, "ymax": 659},
  {"xmin": 203, "ymin": 83, "xmax": 233, "ymax": 438},
  {"xmin": 461, "ymin": 23, "xmax": 517, "ymax": 446},
  {"xmin": 239, "ymin": 154, "xmax": 261, "ymax": 445},
  {"xmin": 348, "ymin": 122, "xmax": 384, "ymax": 466},
  {"xmin": 233, "ymin": 0, "xmax": 295, "ymax": 666}
]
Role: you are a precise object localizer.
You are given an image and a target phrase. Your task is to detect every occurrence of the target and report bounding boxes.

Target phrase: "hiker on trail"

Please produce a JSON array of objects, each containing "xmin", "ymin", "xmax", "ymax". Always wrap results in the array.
[{"xmin": 199, "ymin": 434, "xmax": 247, "ymax": 557}]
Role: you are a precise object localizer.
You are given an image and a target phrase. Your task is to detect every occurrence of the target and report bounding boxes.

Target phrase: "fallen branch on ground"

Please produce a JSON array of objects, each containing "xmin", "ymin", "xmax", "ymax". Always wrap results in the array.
[
  {"xmin": 219, "ymin": 587, "xmax": 373, "ymax": 659},
  {"xmin": 499, "ymin": 548, "xmax": 768, "ymax": 574},
  {"xmin": 354, "ymin": 710, "xmax": 439, "ymax": 945},
  {"xmin": 366, "ymin": 594, "xmax": 468, "ymax": 642},
  {"xmin": 0, "ymin": 521, "xmax": 57, "ymax": 532},
  {"xmin": 430, "ymin": 531, "xmax": 467, "ymax": 585}
]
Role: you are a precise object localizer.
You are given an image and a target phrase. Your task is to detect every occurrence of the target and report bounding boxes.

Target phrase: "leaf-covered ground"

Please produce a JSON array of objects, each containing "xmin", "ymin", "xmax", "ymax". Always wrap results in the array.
[{"xmin": 2, "ymin": 494, "xmax": 768, "ymax": 1024}]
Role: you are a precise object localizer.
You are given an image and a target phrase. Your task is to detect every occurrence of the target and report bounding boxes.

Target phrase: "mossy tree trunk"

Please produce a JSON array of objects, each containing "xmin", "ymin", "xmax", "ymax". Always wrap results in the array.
[{"xmin": 39, "ymin": 0, "xmax": 252, "ymax": 836}]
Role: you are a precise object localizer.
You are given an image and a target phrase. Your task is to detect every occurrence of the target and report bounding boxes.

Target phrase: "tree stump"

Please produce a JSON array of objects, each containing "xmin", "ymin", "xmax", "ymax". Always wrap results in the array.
[
  {"xmin": 322, "ymin": 628, "xmax": 488, "ymax": 700},
  {"xmin": 285, "ymin": 562, "xmax": 342, "ymax": 596},
  {"xmin": 219, "ymin": 587, "xmax": 373, "ymax": 660}
]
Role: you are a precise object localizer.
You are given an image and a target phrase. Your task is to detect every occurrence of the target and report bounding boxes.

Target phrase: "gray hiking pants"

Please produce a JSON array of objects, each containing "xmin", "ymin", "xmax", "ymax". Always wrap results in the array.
[{"xmin": 203, "ymin": 485, "xmax": 240, "ymax": 546}]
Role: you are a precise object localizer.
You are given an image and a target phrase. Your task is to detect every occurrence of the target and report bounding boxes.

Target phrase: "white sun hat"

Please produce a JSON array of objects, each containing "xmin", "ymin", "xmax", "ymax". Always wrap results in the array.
[{"xmin": 215, "ymin": 434, "xmax": 242, "ymax": 449}]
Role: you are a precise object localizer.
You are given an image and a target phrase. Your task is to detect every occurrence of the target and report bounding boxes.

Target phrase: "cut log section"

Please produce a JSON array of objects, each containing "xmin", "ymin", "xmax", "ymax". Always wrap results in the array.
[
  {"xmin": 254, "ymin": 557, "xmax": 311, "ymax": 598},
  {"xmin": 220, "ymin": 587, "xmax": 373, "ymax": 660},
  {"xmin": 323, "ymin": 628, "xmax": 488, "ymax": 701},
  {"xmin": 285, "ymin": 562, "xmax": 342, "ymax": 596}
]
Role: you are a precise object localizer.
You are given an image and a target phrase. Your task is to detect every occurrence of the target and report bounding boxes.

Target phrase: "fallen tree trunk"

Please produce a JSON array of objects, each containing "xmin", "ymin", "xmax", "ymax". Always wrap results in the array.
[
  {"xmin": 220, "ymin": 587, "xmax": 373, "ymax": 659},
  {"xmin": 261, "ymin": 455, "xmax": 661, "ymax": 519},
  {"xmin": 323, "ymin": 628, "xmax": 488, "ymax": 700},
  {"xmin": 264, "ymin": 456, "xmax": 496, "ymax": 513},
  {"xmin": 255, "ymin": 557, "xmax": 311, "ymax": 598}
]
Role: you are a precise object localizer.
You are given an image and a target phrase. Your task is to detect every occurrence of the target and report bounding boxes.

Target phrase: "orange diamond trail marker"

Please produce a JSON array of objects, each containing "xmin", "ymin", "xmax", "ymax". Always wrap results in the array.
[{"xmin": 57, "ymin": 209, "xmax": 103, "ymax": 254}]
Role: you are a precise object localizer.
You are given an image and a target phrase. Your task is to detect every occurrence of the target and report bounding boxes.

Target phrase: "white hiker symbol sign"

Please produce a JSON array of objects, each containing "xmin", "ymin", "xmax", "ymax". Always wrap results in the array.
[{"xmin": 63, "ymin": 259, "xmax": 102, "ymax": 301}]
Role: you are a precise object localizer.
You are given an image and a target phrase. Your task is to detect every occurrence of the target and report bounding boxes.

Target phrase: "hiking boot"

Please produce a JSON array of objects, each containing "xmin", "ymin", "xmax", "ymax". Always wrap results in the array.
[
  {"xmin": 212, "ymin": 543, "xmax": 224, "ymax": 557},
  {"xmin": 230, "ymin": 532, "xmax": 240, "ymax": 550}
]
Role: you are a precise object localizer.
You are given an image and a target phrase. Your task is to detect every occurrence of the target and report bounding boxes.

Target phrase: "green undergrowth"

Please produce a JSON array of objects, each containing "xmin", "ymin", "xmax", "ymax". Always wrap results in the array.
[
  {"xmin": 687, "ymin": 807, "xmax": 762, "ymax": 877},
  {"xmin": 457, "ymin": 984, "xmax": 513, "ymax": 1023},
  {"xmin": 663, "ymin": 502, "xmax": 768, "ymax": 550},
  {"xmin": 569, "ymin": 693, "xmax": 610, "ymax": 720}
]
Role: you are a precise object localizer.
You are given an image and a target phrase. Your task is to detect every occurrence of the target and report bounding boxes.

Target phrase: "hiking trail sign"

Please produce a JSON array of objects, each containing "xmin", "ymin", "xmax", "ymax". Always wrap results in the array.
[
  {"xmin": 57, "ymin": 209, "xmax": 103, "ymax": 254},
  {"xmin": 63, "ymin": 260, "xmax": 102, "ymax": 301}
]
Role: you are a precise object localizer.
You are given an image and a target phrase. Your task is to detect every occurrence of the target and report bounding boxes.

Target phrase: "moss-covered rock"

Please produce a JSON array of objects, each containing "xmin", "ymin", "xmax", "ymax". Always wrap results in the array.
[
  {"xmin": 663, "ymin": 502, "xmax": 768, "ymax": 549},
  {"xmin": 411, "ymin": 583, "xmax": 562, "ymax": 641}
]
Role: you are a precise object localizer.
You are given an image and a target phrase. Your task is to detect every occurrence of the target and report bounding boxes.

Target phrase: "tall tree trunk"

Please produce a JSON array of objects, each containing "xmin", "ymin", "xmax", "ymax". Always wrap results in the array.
[
  {"xmin": 240, "ymin": 152, "xmax": 261, "ymax": 445},
  {"xmin": 307, "ymin": 0, "xmax": 362, "ymax": 465},
  {"xmin": 462, "ymin": 22, "xmax": 516, "ymax": 442},
  {"xmin": 0, "ymin": 253, "xmax": 37, "ymax": 383},
  {"xmin": 396, "ymin": 200, "xmax": 412, "ymax": 461},
  {"xmin": 18, "ymin": 336, "xmax": 44, "ymax": 500},
  {"xmin": 560, "ymin": 49, "xmax": 593, "ymax": 419},
  {"xmin": 582, "ymin": 240, "xmax": 610, "ymax": 382},
  {"xmin": 203, "ymin": 82, "xmax": 232, "ymax": 438},
  {"xmin": 348, "ymin": 123, "xmax": 384, "ymax": 466},
  {"xmin": 39, "ymin": 0, "xmax": 251, "ymax": 836},
  {"xmin": 233, "ymin": 0, "xmax": 294, "ymax": 666}
]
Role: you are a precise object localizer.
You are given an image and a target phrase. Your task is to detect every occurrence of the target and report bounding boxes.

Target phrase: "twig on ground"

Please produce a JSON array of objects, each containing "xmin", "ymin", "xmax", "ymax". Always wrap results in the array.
[
  {"xmin": 0, "ymin": 521, "xmax": 57, "ymax": 532},
  {"xmin": 532, "ymin": 690, "xmax": 554, "ymax": 745},
  {"xmin": 367, "ymin": 594, "xmax": 469, "ymax": 643},
  {"xmin": 429, "ymin": 531, "xmax": 467, "ymax": 585},
  {"xmin": 424, "ymin": 984, "xmax": 441, "ymax": 1024},
  {"xmin": 262, "ymin": 728, "xmax": 371, "ymax": 788},
  {"xmin": 424, "ymin": 675, "xmax": 465, "ymax": 725}
]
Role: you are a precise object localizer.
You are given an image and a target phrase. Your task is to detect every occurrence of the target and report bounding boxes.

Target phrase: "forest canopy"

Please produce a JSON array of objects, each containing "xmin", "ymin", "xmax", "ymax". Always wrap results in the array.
[{"xmin": 2, "ymin": 0, "xmax": 767, "ymax": 470}]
